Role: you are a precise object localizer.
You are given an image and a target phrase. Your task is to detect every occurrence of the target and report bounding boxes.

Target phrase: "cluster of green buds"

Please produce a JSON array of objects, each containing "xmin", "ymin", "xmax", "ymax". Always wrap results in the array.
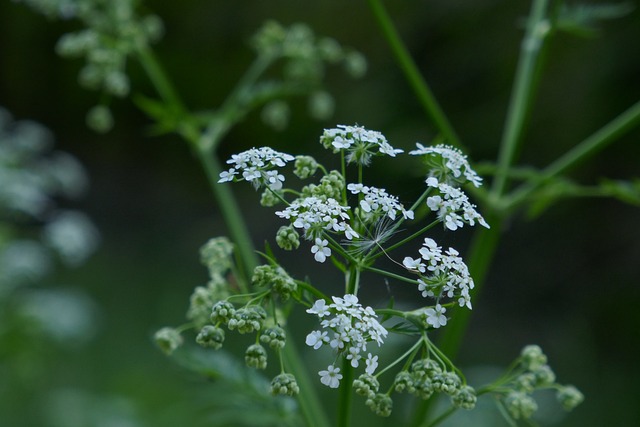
[
  {"xmin": 18, "ymin": 0, "xmax": 164, "ymax": 133},
  {"xmin": 491, "ymin": 345, "xmax": 584, "ymax": 421},
  {"xmin": 250, "ymin": 21, "xmax": 366, "ymax": 129}
]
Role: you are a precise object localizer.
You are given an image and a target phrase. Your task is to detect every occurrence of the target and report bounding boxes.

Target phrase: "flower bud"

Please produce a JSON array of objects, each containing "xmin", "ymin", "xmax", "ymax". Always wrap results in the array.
[
  {"xmin": 210, "ymin": 301, "xmax": 236, "ymax": 325},
  {"xmin": 504, "ymin": 391, "xmax": 538, "ymax": 419},
  {"xmin": 245, "ymin": 344, "xmax": 267, "ymax": 369},
  {"xmin": 556, "ymin": 385, "xmax": 584, "ymax": 411},
  {"xmin": 154, "ymin": 327, "xmax": 183, "ymax": 355},
  {"xmin": 260, "ymin": 326, "xmax": 287, "ymax": 350},
  {"xmin": 353, "ymin": 373, "xmax": 379, "ymax": 398},
  {"xmin": 393, "ymin": 371, "xmax": 416, "ymax": 394},
  {"xmin": 365, "ymin": 393, "xmax": 393, "ymax": 417},
  {"xmin": 521, "ymin": 345, "xmax": 547, "ymax": 370},
  {"xmin": 452, "ymin": 385, "xmax": 477, "ymax": 410},
  {"xmin": 276, "ymin": 225, "xmax": 300, "ymax": 251},
  {"xmin": 196, "ymin": 325, "xmax": 225, "ymax": 350},
  {"xmin": 270, "ymin": 373, "xmax": 299, "ymax": 396}
]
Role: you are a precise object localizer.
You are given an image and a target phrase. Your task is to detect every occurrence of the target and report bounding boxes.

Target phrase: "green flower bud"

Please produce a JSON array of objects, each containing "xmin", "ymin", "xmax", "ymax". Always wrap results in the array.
[
  {"xmin": 261, "ymin": 101, "xmax": 290, "ymax": 131},
  {"xmin": 353, "ymin": 373, "xmax": 379, "ymax": 398},
  {"xmin": 317, "ymin": 37, "xmax": 343, "ymax": 63},
  {"xmin": 86, "ymin": 105, "xmax": 113, "ymax": 134},
  {"xmin": 365, "ymin": 393, "xmax": 393, "ymax": 417},
  {"xmin": 196, "ymin": 325, "xmax": 225, "ymax": 350},
  {"xmin": 154, "ymin": 327, "xmax": 183, "ymax": 355},
  {"xmin": 104, "ymin": 71, "xmax": 130, "ymax": 97},
  {"xmin": 228, "ymin": 305, "xmax": 267, "ymax": 334},
  {"xmin": 504, "ymin": 391, "xmax": 538, "ymax": 420},
  {"xmin": 521, "ymin": 345, "xmax": 547, "ymax": 371},
  {"xmin": 276, "ymin": 225, "xmax": 300, "ymax": 251},
  {"xmin": 393, "ymin": 371, "xmax": 416, "ymax": 394},
  {"xmin": 200, "ymin": 237, "xmax": 234, "ymax": 275},
  {"xmin": 452, "ymin": 385, "xmax": 477, "ymax": 410},
  {"xmin": 556, "ymin": 385, "xmax": 584, "ymax": 411},
  {"xmin": 293, "ymin": 155, "xmax": 319, "ymax": 180},
  {"xmin": 210, "ymin": 300, "xmax": 236, "ymax": 325},
  {"xmin": 411, "ymin": 358, "xmax": 442, "ymax": 379},
  {"xmin": 251, "ymin": 265, "xmax": 297, "ymax": 301},
  {"xmin": 532, "ymin": 364, "xmax": 556, "ymax": 387},
  {"xmin": 270, "ymin": 373, "xmax": 300, "ymax": 396},
  {"xmin": 514, "ymin": 373, "xmax": 537, "ymax": 393},
  {"xmin": 245, "ymin": 344, "xmax": 267, "ymax": 369},
  {"xmin": 260, "ymin": 326, "xmax": 287, "ymax": 350},
  {"xmin": 432, "ymin": 371, "xmax": 461, "ymax": 396},
  {"xmin": 260, "ymin": 188, "xmax": 281, "ymax": 207},
  {"xmin": 344, "ymin": 50, "xmax": 367, "ymax": 78},
  {"xmin": 308, "ymin": 91, "xmax": 334, "ymax": 121},
  {"xmin": 414, "ymin": 377, "xmax": 435, "ymax": 400}
]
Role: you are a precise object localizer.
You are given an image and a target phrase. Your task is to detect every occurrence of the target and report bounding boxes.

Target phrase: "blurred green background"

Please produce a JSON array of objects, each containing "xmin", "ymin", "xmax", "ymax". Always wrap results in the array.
[{"xmin": 1, "ymin": 1, "xmax": 639, "ymax": 426}]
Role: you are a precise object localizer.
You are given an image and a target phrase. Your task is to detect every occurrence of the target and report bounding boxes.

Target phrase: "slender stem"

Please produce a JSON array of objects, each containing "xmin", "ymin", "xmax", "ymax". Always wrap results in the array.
[
  {"xmin": 367, "ymin": 219, "xmax": 439, "ymax": 262},
  {"xmin": 437, "ymin": 214, "xmax": 502, "ymax": 358},
  {"xmin": 197, "ymin": 150, "xmax": 260, "ymax": 279},
  {"xmin": 135, "ymin": 46, "xmax": 329, "ymax": 427},
  {"xmin": 504, "ymin": 98, "xmax": 640, "ymax": 210},
  {"xmin": 338, "ymin": 360, "xmax": 354, "ymax": 427},
  {"xmin": 374, "ymin": 337, "xmax": 423, "ymax": 378},
  {"xmin": 366, "ymin": 0, "xmax": 463, "ymax": 148},
  {"xmin": 282, "ymin": 346, "xmax": 332, "ymax": 427},
  {"xmin": 362, "ymin": 265, "xmax": 417, "ymax": 285},
  {"xmin": 491, "ymin": 0, "xmax": 551, "ymax": 200},
  {"xmin": 420, "ymin": 405, "xmax": 457, "ymax": 427}
]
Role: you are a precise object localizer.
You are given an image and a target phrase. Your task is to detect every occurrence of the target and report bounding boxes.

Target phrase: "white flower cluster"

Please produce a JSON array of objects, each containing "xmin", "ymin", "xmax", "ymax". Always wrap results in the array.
[
  {"xmin": 218, "ymin": 147, "xmax": 295, "ymax": 190},
  {"xmin": 403, "ymin": 238, "xmax": 474, "ymax": 310},
  {"xmin": 347, "ymin": 183, "xmax": 414, "ymax": 222},
  {"xmin": 320, "ymin": 125, "xmax": 403, "ymax": 164},
  {"xmin": 425, "ymin": 177, "xmax": 489, "ymax": 231},
  {"xmin": 306, "ymin": 294, "xmax": 388, "ymax": 388},
  {"xmin": 275, "ymin": 196, "xmax": 358, "ymax": 262},
  {"xmin": 409, "ymin": 143, "xmax": 482, "ymax": 187}
]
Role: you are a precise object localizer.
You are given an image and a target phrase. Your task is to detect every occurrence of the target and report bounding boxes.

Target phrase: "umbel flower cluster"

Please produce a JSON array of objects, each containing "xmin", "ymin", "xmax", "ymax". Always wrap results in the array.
[{"xmin": 156, "ymin": 124, "xmax": 582, "ymax": 421}]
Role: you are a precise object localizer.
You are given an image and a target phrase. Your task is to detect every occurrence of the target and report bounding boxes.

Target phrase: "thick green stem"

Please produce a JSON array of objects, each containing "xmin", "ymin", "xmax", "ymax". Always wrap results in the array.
[
  {"xmin": 338, "ymin": 361, "xmax": 355, "ymax": 427},
  {"xmin": 491, "ymin": 0, "xmax": 551, "ymax": 199},
  {"xmin": 366, "ymin": 0, "xmax": 462, "ymax": 148}
]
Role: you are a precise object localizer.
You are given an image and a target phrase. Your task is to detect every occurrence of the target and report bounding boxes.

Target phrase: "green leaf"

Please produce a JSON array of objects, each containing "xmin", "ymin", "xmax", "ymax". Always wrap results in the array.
[{"xmin": 599, "ymin": 178, "xmax": 640, "ymax": 205}]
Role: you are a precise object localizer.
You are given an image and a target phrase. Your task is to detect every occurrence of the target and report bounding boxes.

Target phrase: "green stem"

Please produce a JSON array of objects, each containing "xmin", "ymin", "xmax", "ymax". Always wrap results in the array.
[
  {"xmin": 491, "ymin": 0, "xmax": 551, "ymax": 200},
  {"xmin": 338, "ymin": 360, "xmax": 355, "ymax": 427},
  {"xmin": 135, "ymin": 45, "xmax": 329, "ymax": 427},
  {"xmin": 504, "ymin": 98, "xmax": 640, "ymax": 210},
  {"xmin": 282, "ymin": 346, "xmax": 332, "ymax": 427},
  {"xmin": 366, "ymin": 0, "xmax": 462, "ymax": 148},
  {"xmin": 420, "ymin": 405, "xmax": 457, "ymax": 427}
]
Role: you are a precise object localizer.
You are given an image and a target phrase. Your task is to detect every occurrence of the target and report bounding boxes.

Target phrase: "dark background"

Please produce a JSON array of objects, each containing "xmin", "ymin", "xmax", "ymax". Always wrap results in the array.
[{"xmin": 1, "ymin": 0, "xmax": 639, "ymax": 426}]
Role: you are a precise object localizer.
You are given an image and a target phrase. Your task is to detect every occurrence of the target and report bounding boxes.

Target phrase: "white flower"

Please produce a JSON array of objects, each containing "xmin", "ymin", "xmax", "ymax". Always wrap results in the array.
[
  {"xmin": 425, "ymin": 178, "xmax": 489, "ymax": 231},
  {"xmin": 306, "ymin": 330, "xmax": 328, "ymax": 349},
  {"xmin": 219, "ymin": 147, "xmax": 294, "ymax": 189},
  {"xmin": 409, "ymin": 143, "xmax": 482, "ymax": 187},
  {"xmin": 365, "ymin": 353, "xmax": 379, "ymax": 375},
  {"xmin": 425, "ymin": 304, "xmax": 448, "ymax": 328},
  {"xmin": 311, "ymin": 238, "xmax": 331, "ymax": 263},
  {"xmin": 347, "ymin": 183, "xmax": 413, "ymax": 223},
  {"xmin": 403, "ymin": 256, "xmax": 425, "ymax": 273},
  {"xmin": 319, "ymin": 365, "xmax": 342, "ymax": 388},
  {"xmin": 307, "ymin": 299, "xmax": 330, "ymax": 317},
  {"xmin": 413, "ymin": 238, "xmax": 475, "ymax": 309},
  {"xmin": 276, "ymin": 197, "xmax": 352, "ymax": 241},
  {"xmin": 320, "ymin": 125, "xmax": 403, "ymax": 165},
  {"xmin": 306, "ymin": 294, "xmax": 387, "ymax": 382}
]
